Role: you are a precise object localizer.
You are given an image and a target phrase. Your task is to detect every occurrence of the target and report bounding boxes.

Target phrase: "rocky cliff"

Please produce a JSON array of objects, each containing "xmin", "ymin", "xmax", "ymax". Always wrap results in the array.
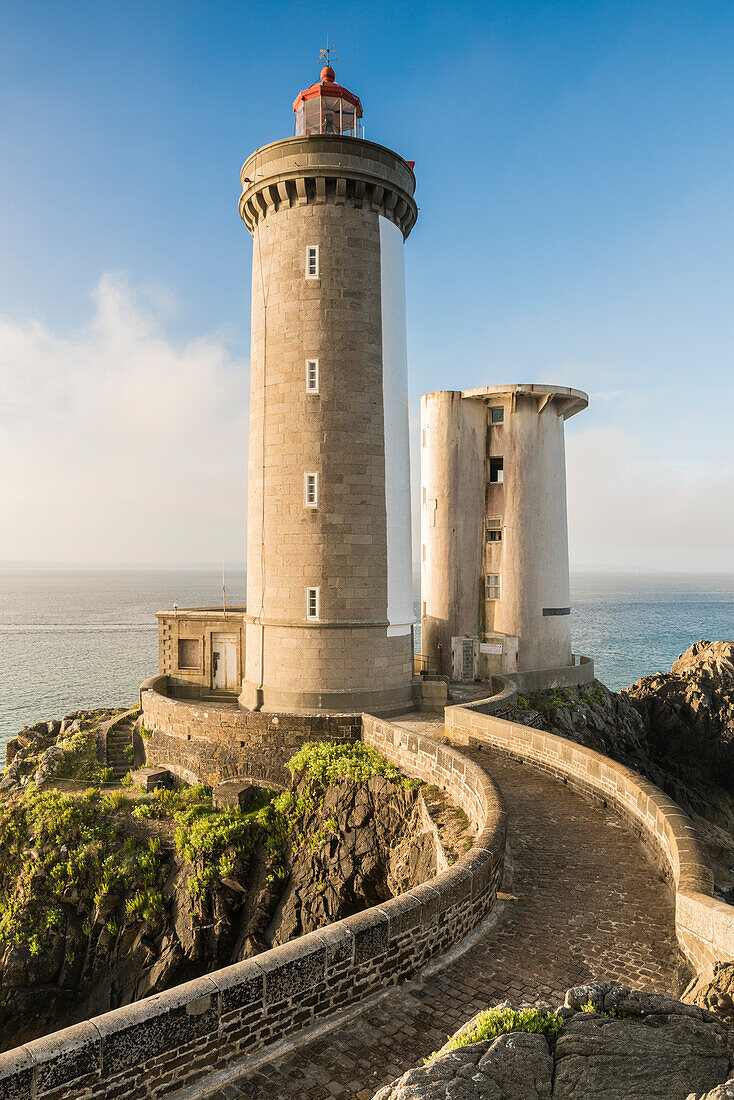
[
  {"xmin": 0, "ymin": 738, "xmax": 462, "ymax": 1050},
  {"xmin": 373, "ymin": 982, "xmax": 734, "ymax": 1100}
]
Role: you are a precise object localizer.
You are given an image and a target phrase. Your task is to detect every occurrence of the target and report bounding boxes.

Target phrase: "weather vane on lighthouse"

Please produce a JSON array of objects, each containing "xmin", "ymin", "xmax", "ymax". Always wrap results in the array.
[{"xmin": 319, "ymin": 35, "xmax": 338, "ymax": 68}]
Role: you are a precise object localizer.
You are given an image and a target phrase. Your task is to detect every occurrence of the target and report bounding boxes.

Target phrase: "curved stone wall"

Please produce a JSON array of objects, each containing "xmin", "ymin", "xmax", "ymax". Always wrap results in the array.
[
  {"xmin": 0, "ymin": 721, "xmax": 506, "ymax": 1100},
  {"xmin": 140, "ymin": 685, "xmax": 361, "ymax": 787},
  {"xmin": 445, "ymin": 700, "xmax": 734, "ymax": 976}
]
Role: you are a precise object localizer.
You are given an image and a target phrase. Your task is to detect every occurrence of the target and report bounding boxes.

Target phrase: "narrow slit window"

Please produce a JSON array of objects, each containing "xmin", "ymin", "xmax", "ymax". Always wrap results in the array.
[
  {"xmin": 485, "ymin": 515, "xmax": 503, "ymax": 542},
  {"xmin": 306, "ymin": 359, "xmax": 319, "ymax": 393},
  {"xmin": 485, "ymin": 574, "xmax": 501, "ymax": 600},
  {"xmin": 306, "ymin": 586, "xmax": 320, "ymax": 620},
  {"xmin": 305, "ymin": 472, "xmax": 318, "ymax": 507},
  {"xmin": 489, "ymin": 457, "xmax": 504, "ymax": 484},
  {"xmin": 306, "ymin": 246, "xmax": 319, "ymax": 278}
]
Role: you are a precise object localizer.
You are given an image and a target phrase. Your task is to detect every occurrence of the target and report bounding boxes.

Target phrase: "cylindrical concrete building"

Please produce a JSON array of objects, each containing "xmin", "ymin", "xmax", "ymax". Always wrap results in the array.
[
  {"xmin": 421, "ymin": 385, "xmax": 588, "ymax": 682},
  {"xmin": 238, "ymin": 64, "xmax": 417, "ymax": 713}
]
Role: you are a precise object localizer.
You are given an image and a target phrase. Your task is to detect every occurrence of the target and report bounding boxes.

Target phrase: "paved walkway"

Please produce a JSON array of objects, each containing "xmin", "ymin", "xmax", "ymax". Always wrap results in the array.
[{"xmin": 200, "ymin": 740, "xmax": 685, "ymax": 1100}]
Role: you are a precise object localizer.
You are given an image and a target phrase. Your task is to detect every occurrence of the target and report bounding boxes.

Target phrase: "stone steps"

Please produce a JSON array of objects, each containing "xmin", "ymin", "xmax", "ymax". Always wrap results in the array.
[{"xmin": 106, "ymin": 718, "xmax": 135, "ymax": 779}]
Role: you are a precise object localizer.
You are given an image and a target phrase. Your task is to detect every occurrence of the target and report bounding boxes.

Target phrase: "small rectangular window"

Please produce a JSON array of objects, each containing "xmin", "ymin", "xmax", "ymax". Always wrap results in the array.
[
  {"xmin": 491, "ymin": 407, "xmax": 504, "ymax": 424},
  {"xmin": 177, "ymin": 638, "xmax": 200, "ymax": 669},
  {"xmin": 306, "ymin": 586, "xmax": 320, "ymax": 620},
  {"xmin": 306, "ymin": 246, "xmax": 319, "ymax": 278},
  {"xmin": 489, "ymin": 457, "xmax": 504, "ymax": 484},
  {"xmin": 305, "ymin": 472, "xmax": 318, "ymax": 507},
  {"xmin": 485, "ymin": 574, "xmax": 501, "ymax": 600},
  {"xmin": 306, "ymin": 358, "xmax": 319, "ymax": 393},
  {"xmin": 485, "ymin": 515, "xmax": 503, "ymax": 542}
]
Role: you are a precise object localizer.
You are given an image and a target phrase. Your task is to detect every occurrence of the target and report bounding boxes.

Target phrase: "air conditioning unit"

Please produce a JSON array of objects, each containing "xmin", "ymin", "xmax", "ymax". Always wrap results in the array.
[{"xmin": 451, "ymin": 636, "xmax": 478, "ymax": 681}]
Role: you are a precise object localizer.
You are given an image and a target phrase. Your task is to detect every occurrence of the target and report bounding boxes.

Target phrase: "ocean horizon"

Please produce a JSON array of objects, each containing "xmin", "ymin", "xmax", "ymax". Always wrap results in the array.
[{"xmin": 1, "ymin": 569, "xmax": 732, "ymax": 751}]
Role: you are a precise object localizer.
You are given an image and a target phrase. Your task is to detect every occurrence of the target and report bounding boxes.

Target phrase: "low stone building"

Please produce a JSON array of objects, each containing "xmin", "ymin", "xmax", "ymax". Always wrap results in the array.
[{"xmin": 156, "ymin": 607, "xmax": 245, "ymax": 700}]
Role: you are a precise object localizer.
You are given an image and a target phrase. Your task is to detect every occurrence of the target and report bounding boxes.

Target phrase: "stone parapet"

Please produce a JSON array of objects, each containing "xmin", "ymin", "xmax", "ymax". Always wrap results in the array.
[
  {"xmin": 239, "ymin": 135, "xmax": 417, "ymax": 238},
  {"xmin": 506, "ymin": 654, "xmax": 595, "ymax": 694},
  {"xmin": 445, "ymin": 699, "xmax": 734, "ymax": 976},
  {"xmin": 141, "ymin": 686, "xmax": 361, "ymax": 786},
  {"xmin": 0, "ymin": 722, "xmax": 505, "ymax": 1100}
]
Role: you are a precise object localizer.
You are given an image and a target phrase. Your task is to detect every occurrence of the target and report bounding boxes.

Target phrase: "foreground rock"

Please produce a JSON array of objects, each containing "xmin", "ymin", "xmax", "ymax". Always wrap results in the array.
[
  {"xmin": 374, "ymin": 983, "xmax": 734, "ymax": 1100},
  {"xmin": 685, "ymin": 962, "xmax": 734, "ymax": 1029}
]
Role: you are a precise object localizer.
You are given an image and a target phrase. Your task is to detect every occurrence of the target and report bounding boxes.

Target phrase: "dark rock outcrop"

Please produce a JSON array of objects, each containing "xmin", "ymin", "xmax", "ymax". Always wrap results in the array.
[
  {"xmin": 373, "ymin": 983, "xmax": 734, "ymax": 1100},
  {"xmin": 267, "ymin": 775, "xmax": 439, "ymax": 946}
]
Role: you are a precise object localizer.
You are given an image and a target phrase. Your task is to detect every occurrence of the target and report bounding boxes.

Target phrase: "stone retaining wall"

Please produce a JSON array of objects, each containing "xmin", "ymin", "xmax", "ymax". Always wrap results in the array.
[
  {"xmin": 0, "ymin": 721, "xmax": 506, "ymax": 1100},
  {"xmin": 506, "ymin": 654, "xmax": 595, "ymax": 694},
  {"xmin": 445, "ymin": 701, "xmax": 734, "ymax": 976},
  {"xmin": 140, "ymin": 686, "xmax": 361, "ymax": 787}
]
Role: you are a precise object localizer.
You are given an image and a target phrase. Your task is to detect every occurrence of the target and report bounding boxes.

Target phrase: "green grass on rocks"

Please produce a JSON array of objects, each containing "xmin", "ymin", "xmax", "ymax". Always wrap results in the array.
[
  {"xmin": 288, "ymin": 740, "xmax": 420, "ymax": 788},
  {"xmin": 427, "ymin": 1007, "xmax": 564, "ymax": 1062}
]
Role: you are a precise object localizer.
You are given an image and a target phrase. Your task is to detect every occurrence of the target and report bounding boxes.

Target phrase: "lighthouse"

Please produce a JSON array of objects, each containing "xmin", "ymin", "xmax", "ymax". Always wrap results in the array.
[{"xmin": 238, "ymin": 59, "xmax": 418, "ymax": 713}]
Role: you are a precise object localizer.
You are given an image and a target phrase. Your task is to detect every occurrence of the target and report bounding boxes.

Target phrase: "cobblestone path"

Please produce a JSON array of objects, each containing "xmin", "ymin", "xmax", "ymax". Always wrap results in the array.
[{"xmin": 202, "ymin": 744, "xmax": 685, "ymax": 1100}]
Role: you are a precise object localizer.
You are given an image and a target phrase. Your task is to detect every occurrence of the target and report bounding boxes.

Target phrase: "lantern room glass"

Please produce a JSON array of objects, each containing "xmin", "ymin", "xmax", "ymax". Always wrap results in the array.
[{"xmin": 296, "ymin": 95, "xmax": 363, "ymax": 138}]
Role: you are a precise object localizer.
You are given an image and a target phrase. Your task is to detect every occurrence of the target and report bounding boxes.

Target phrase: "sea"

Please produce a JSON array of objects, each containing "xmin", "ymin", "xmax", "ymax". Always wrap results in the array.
[{"xmin": 0, "ymin": 570, "xmax": 732, "ymax": 754}]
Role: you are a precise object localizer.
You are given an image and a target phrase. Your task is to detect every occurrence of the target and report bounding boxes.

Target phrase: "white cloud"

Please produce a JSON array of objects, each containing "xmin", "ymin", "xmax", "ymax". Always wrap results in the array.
[
  {"xmin": 0, "ymin": 274, "xmax": 248, "ymax": 563},
  {"xmin": 567, "ymin": 426, "xmax": 734, "ymax": 571},
  {"xmin": 1, "ymin": 279, "xmax": 730, "ymax": 573}
]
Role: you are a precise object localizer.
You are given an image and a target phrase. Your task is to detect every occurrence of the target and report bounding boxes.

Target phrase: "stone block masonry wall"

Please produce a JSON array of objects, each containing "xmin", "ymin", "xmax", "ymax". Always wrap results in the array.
[
  {"xmin": 240, "ymin": 135, "xmax": 417, "ymax": 715},
  {"xmin": 445, "ymin": 699, "xmax": 734, "ymax": 976},
  {"xmin": 0, "ymin": 721, "xmax": 505, "ymax": 1099},
  {"xmin": 140, "ymin": 686, "xmax": 361, "ymax": 787}
]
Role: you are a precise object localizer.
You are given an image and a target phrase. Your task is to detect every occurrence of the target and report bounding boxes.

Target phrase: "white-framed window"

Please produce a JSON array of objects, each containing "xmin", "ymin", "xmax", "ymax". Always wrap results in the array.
[
  {"xmin": 306, "ymin": 358, "xmax": 319, "ymax": 393},
  {"xmin": 491, "ymin": 406, "xmax": 504, "ymax": 424},
  {"xmin": 304, "ymin": 472, "xmax": 318, "ymax": 507},
  {"xmin": 306, "ymin": 586, "xmax": 320, "ymax": 620},
  {"xmin": 489, "ymin": 457, "xmax": 504, "ymax": 484},
  {"xmin": 485, "ymin": 574, "xmax": 501, "ymax": 600},
  {"xmin": 485, "ymin": 515, "xmax": 503, "ymax": 542},
  {"xmin": 306, "ymin": 245, "xmax": 319, "ymax": 278}
]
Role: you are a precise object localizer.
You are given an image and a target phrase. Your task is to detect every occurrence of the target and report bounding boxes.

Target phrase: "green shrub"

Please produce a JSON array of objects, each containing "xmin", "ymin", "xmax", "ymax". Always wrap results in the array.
[
  {"xmin": 287, "ymin": 741, "xmax": 412, "ymax": 787},
  {"xmin": 0, "ymin": 788, "xmax": 167, "ymax": 954},
  {"xmin": 427, "ymin": 1007, "xmax": 564, "ymax": 1061},
  {"xmin": 125, "ymin": 889, "xmax": 164, "ymax": 921},
  {"xmin": 580, "ymin": 1000, "xmax": 628, "ymax": 1019},
  {"xmin": 526, "ymin": 690, "xmax": 571, "ymax": 717},
  {"xmin": 54, "ymin": 731, "xmax": 107, "ymax": 784},
  {"xmin": 307, "ymin": 815, "xmax": 339, "ymax": 852}
]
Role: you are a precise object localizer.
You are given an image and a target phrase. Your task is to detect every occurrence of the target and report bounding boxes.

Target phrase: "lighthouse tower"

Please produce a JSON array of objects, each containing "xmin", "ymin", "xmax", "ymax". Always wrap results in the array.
[{"xmin": 238, "ymin": 61, "xmax": 418, "ymax": 713}]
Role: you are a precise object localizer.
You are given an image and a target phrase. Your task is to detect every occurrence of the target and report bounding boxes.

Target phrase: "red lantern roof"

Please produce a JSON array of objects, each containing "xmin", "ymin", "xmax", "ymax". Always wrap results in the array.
[{"xmin": 293, "ymin": 65, "xmax": 363, "ymax": 118}]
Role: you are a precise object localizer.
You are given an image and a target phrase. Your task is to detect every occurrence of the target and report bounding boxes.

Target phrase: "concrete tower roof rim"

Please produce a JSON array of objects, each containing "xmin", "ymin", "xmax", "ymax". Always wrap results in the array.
[
  {"xmin": 240, "ymin": 134, "xmax": 417, "ymax": 188},
  {"xmin": 424, "ymin": 384, "xmax": 589, "ymax": 418}
]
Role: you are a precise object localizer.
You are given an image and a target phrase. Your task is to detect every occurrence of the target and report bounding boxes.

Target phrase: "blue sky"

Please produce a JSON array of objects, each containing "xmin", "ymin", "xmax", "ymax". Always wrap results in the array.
[{"xmin": 1, "ymin": 0, "xmax": 733, "ymax": 568}]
